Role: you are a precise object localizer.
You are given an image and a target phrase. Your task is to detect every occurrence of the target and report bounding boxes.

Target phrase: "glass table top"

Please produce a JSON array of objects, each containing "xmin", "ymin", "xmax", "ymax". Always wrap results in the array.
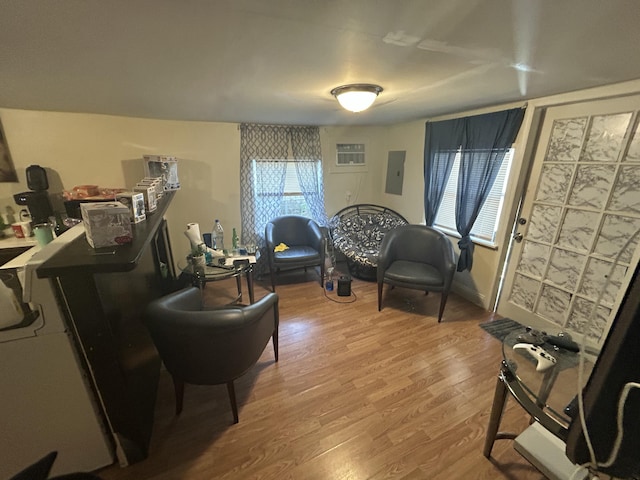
[{"xmin": 502, "ymin": 329, "xmax": 595, "ymax": 428}]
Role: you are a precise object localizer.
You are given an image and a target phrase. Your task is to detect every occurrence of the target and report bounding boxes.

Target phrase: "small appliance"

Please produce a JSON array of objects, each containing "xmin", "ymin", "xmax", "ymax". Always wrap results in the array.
[
  {"xmin": 337, "ymin": 275, "xmax": 352, "ymax": 296},
  {"xmin": 13, "ymin": 165, "xmax": 54, "ymax": 225}
]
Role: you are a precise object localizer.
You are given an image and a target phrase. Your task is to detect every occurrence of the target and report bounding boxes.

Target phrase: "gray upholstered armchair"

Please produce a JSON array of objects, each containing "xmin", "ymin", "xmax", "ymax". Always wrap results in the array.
[
  {"xmin": 265, "ymin": 215, "xmax": 325, "ymax": 291},
  {"xmin": 143, "ymin": 287, "xmax": 279, "ymax": 424},
  {"xmin": 377, "ymin": 225, "xmax": 456, "ymax": 322}
]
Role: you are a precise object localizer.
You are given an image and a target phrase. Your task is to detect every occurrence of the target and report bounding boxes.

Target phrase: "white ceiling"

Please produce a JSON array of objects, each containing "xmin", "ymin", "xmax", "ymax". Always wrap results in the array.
[{"xmin": 1, "ymin": 0, "xmax": 640, "ymax": 126}]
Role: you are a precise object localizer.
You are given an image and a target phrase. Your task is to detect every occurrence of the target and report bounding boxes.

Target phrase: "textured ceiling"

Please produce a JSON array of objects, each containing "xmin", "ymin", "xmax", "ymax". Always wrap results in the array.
[{"xmin": 1, "ymin": 0, "xmax": 640, "ymax": 126}]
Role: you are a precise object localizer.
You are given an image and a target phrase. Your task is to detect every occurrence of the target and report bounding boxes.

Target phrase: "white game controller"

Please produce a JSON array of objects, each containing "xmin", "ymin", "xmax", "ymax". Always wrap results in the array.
[{"xmin": 512, "ymin": 343, "xmax": 557, "ymax": 372}]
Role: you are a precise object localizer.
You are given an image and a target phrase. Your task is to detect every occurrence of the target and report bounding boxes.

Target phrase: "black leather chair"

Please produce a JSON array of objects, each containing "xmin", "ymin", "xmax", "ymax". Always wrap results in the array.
[
  {"xmin": 377, "ymin": 225, "xmax": 456, "ymax": 322},
  {"xmin": 265, "ymin": 215, "xmax": 325, "ymax": 291},
  {"xmin": 143, "ymin": 287, "xmax": 279, "ymax": 424}
]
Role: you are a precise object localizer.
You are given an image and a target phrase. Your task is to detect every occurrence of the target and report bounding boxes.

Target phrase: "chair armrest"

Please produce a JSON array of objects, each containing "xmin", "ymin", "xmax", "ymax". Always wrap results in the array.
[
  {"xmin": 152, "ymin": 286, "xmax": 203, "ymax": 311},
  {"xmin": 306, "ymin": 219, "xmax": 325, "ymax": 254}
]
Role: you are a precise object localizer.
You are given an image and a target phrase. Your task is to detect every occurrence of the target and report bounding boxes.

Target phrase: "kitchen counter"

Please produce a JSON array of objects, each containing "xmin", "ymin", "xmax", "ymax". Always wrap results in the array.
[
  {"xmin": 0, "ymin": 234, "xmax": 38, "ymax": 266},
  {"xmin": 0, "ymin": 234, "xmax": 37, "ymax": 249}
]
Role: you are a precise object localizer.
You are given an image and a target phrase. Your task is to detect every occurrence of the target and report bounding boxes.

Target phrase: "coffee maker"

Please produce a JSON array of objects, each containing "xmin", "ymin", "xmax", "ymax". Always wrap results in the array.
[{"xmin": 13, "ymin": 165, "xmax": 54, "ymax": 224}]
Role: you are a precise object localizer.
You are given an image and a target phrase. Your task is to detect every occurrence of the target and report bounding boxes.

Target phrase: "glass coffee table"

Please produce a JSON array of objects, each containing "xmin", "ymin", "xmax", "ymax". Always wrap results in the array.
[
  {"xmin": 179, "ymin": 254, "xmax": 257, "ymax": 304},
  {"xmin": 483, "ymin": 329, "xmax": 595, "ymax": 458}
]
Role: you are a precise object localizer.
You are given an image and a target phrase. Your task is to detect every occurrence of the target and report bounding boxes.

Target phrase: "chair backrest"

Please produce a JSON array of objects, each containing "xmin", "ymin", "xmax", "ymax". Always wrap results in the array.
[
  {"xmin": 329, "ymin": 204, "xmax": 408, "ymax": 248},
  {"xmin": 265, "ymin": 215, "xmax": 323, "ymax": 249},
  {"xmin": 379, "ymin": 224, "xmax": 456, "ymax": 273},
  {"xmin": 144, "ymin": 287, "xmax": 278, "ymax": 385}
]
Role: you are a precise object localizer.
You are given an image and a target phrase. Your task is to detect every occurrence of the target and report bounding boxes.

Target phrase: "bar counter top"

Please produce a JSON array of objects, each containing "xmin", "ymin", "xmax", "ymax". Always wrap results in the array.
[{"xmin": 37, "ymin": 191, "xmax": 175, "ymax": 278}]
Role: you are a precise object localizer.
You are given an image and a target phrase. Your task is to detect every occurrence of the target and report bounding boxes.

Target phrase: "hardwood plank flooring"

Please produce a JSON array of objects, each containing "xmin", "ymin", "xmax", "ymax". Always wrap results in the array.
[{"xmin": 98, "ymin": 265, "xmax": 547, "ymax": 480}]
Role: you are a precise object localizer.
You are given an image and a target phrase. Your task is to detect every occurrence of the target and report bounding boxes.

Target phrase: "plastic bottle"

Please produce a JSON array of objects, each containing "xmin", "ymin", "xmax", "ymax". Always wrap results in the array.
[
  {"xmin": 212, "ymin": 219, "xmax": 225, "ymax": 250},
  {"xmin": 232, "ymin": 227, "xmax": 239, "ymax": 250}
]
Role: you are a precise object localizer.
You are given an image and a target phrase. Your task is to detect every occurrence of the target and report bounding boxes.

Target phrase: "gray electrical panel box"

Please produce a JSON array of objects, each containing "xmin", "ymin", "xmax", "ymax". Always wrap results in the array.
[{"xmin": 385, "ymin": 151, "xmax": 405, "ymax": 195}]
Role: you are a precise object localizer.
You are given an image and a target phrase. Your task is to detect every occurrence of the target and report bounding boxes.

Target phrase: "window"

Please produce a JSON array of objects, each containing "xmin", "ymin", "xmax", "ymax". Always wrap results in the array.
[
  {"xmin": 252, "ymin": 159, "xmax": 318, "ymax": 222},
  {"xmin": 434, "ymin": 148, "xmax": 514, "ymax": 246},
  {"xmin": 282, "ymin": 161, "xmax": 310, "ymax": 217}
]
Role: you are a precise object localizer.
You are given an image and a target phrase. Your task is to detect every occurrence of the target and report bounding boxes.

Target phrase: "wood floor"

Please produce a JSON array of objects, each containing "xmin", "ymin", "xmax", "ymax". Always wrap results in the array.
[{"xmin": 98, "ymin": 264, "xmax": 547, "ymax": 480}]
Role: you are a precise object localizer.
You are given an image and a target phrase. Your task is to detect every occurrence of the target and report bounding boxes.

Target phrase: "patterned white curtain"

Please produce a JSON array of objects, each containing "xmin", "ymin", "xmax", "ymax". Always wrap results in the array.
[
  {"xmin": 291, "ymin": 126, "xmax": 328, "ymax": 226},
  {"xmin": 240, "ymin": 124, "xmax": 327, "ymax": 251},
  {"xmin": 240, "ymin": 124, "xmax": 289, "ymax": 248}
]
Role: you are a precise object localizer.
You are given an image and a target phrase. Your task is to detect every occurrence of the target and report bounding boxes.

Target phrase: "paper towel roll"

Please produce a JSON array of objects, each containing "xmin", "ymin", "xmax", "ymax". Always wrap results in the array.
[{"xmin": 184, "ymin": 222, "xmax": 202, "ymax": 250}]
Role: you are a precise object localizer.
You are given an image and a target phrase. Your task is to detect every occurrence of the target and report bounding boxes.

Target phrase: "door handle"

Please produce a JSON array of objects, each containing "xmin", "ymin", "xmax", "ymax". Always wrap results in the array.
[{"xmin": 513, "ymin": 233, "xmax": 523, "ymax": 243}]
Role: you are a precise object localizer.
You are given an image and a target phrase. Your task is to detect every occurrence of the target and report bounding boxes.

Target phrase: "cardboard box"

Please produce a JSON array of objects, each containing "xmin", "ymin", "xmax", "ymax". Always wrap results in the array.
[
  {"xmin": 133, "ymin": 185, "xmax": 157, "ymax": 213},
  {"xmin": 115, "ymin": 191, "xmax": 146, "ymax": 223},
  {"xmin": 80, "ymin": 202, "xmax": 133, "ymax": 248},
  {"xmin": 143, "ymin": 155, "xmax": 180, "ymax": 191}
]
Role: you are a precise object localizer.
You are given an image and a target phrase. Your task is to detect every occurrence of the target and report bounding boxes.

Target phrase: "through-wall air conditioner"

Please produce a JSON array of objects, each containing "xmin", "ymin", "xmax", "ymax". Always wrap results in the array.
[{"xmin": 336, "ymin": 143, "xmax": 366, "ymax": 166}]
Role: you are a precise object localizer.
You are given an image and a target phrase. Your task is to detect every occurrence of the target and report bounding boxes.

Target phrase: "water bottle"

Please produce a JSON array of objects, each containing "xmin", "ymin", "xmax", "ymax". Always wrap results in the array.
[
  {"xmin": 212, "ymin": 219, "xmax": 225, "ymax": 250},
  {"xmin": 232, "ymin": 227, "xmax": 239, "ymax": 250}
]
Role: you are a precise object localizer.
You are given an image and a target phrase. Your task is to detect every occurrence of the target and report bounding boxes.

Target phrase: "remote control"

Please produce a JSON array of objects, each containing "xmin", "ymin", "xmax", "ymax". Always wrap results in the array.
[
  {"xmin": 516, "ymin": 326, "xmax": 545, "ymax": 345},
  {"xmin": 512, "ymin": 343, "xmax": 557, "ymax": 372},
  {"xmin": 544, "ymin": 333, "xmax": 580, "ymax": 352}
]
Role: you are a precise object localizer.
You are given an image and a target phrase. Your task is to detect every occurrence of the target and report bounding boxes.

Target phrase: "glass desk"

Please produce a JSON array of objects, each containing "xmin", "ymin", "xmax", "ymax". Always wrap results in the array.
[
  {"xmin": 483, "ymin": 329, "xmax": 595, "ymax": 458},
  {"xmin": 179, "ymin": 255, "xmax": 257, "ymax": 304}
]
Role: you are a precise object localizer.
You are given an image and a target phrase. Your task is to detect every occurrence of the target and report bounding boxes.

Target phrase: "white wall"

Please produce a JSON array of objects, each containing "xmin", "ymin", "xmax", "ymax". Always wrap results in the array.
[
  {"xmin": 0, "ymin": 110, "xmax": 387, "ymax": 265},
  {"xmin": 0, "ymin": 109, "xmax": 241, "ymax": 258},
  {"xmin": 2, "ymin": 78, "xmax": 639, "ymax": 309}
]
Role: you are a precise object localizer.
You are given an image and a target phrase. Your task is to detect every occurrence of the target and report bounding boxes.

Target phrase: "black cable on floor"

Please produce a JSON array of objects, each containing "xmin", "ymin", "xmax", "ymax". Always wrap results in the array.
[{"xmin": 323, "ymin": 285, "xmax": 357, "ymax": 303}]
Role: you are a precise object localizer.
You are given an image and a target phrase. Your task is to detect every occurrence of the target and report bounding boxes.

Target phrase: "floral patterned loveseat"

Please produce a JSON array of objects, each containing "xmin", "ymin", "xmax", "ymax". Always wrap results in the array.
[{"xmin": 329, "ymin": 204, "xmax": 408, "ymax": 281}]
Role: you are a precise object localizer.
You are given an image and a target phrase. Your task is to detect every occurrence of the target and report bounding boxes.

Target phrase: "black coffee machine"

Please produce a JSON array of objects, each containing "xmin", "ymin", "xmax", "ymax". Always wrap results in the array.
[{"xmin": 13, "ymin": 165, "xmax": 54, "ymax": 224}]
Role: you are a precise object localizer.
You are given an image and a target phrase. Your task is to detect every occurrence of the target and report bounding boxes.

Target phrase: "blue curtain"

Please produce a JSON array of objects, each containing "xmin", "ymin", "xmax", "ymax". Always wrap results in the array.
[
  {"xmin": 290, "ymin": 126, "xmax": 328, "ymax": 226},
  {"xmin": 423, "ymin": 108, "xmax": 525, "ymax": 272},
  {"xmin": 455, "ymin": 108, "xmax": 524, "ymax": 272},
  {"xmin": 423, "ymin": 120, "xmax": 465, "ymax": 226}
]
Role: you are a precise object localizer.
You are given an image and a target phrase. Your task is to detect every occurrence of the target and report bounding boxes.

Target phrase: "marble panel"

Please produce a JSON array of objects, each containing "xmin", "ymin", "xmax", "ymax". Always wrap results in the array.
[
  {"xmin": 516, "ymin": 240, "xmax": 549, "ymax": 279},
  {"xmin": 528, "ymin": 205, "xmax": 562, "ymax": 243},
  {"xmin": 568, "ymin": 164, "xmax": 616, "ymax": 208},
  {"xmin": 609, "ymin": 166, "xmax": 640, "ymax": 214},
  {"xmin": 625, "ymin": 122, "xmax": 640, "ymax": 162},
  {"xmin": 535, "ymin": 164, "xmax": 574, "ymax": 204},
  {"xmin": 557, "ymin": 209, "xmax": 599, "ymax": 252},
  {"xmin": 594, "ymin": 214, "xmax": 640, "ymax": 263},
  {"xmin": 535, "ymin": 284, "xmax": 570, "ymax": 326},
  {"xmin": 581, "ymin": 113, "xmax": 632, "ymax": 162},
  {"xmin": 509, "ymin": 273, "xmax": 540, "ymax": 312},
  {"xmin": 546, "ymin": 117, "xmax": 587, "ymax": 162},
  {"xmin": 567, "ymin": 297, "xmax": 610, "ymax": 341},
  {"xmin": 546, "ymin": 248, "xmax": 584, "ymax": 290},
  {"xmin": 579, "ymin": 258, "xmax": 628, "ymax": 306}
]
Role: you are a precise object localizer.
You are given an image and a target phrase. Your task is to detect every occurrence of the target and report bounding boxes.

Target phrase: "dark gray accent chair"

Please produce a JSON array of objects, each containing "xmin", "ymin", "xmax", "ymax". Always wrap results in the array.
[
  {"xmin": 377, "ymin": 225, "xmax": 456, "ymax": 322},
  {"xmin": 143, "ymin": 287, "xmax": 279, "ymax": 424},
  {"xmin": 265, "ymin": 215, "xmax": 325, "ymax": 291}
]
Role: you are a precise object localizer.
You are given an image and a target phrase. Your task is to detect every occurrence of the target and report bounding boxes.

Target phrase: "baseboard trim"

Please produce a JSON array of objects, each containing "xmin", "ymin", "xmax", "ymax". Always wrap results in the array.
[{"xmin": 452, "ymin": 280, "xmax": 487, "ymax": 309}]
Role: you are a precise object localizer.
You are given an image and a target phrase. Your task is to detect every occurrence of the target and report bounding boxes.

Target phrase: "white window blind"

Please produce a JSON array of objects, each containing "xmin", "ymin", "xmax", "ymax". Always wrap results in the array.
[
  {"xmin": 434, "ymin": 148, "xmax": 514, "ymax": 246},
  {"xmin": 283, "ymin": 161, "xmax": 302, "ymax": 193}
]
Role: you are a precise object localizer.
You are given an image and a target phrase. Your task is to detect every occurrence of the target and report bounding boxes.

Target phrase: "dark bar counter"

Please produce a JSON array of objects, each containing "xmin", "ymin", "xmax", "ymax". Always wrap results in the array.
[{"xmin": 36, "ymin": 191, "xmax": 177, "ymax": 467}]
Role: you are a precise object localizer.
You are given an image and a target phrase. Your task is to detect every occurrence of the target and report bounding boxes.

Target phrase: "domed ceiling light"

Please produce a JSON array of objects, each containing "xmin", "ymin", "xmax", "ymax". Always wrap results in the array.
[{"xmin": 330, "ymin": 84, "xmax": 383, "ymax": 113}]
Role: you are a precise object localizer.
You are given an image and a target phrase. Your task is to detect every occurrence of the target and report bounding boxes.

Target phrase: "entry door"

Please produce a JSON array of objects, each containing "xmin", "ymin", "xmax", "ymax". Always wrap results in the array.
[{"xmin": 498, "ymin": 95, "xmax": 640, "ymax": 348}]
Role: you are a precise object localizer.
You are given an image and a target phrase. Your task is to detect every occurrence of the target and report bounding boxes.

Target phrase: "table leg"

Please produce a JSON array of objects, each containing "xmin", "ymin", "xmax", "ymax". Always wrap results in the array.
[
  {"xmin": 246, "ymin": 267, "xmax": 255, "ymax": 304},
  {"xmin": 235, "ymin": 274, "xmax": 243, "ymax": 302},
  {"xmin": 483, "ymin": 366, "xmax": 510, "ymax": 458}
]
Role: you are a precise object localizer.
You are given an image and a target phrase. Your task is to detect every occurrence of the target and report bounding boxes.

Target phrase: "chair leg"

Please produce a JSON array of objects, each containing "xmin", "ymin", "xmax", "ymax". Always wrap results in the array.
[
  {"xmin": 227, "ymin": 381, "xmax": 239, "ymax": 424},
  {"xmin": 320, "ymin": 262, "xmax": 325, "ymax": 288},
  {"xmin": 438, "ymin": 292, "xmax": 449, "ymax": 323},
  {"xmin": 270, "ymin": 268, "xmax": 276, "ymax": 292},
  {"xmin": 172, "ymin": 375, "xmax": 184, "ymax": 415},
  {"xmin": 273, "ymin": 328, "xmax": 279, "ymax": 362},
  {"xmin": 377, "ymin": 282, "xmax": 383, "ymax": 311}
]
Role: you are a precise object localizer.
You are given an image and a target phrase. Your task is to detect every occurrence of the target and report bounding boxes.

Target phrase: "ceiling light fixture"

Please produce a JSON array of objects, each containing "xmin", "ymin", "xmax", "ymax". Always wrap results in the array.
[{"xmin": 331, "ymin": 84, "xmax": 383, "ymax": 113}]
